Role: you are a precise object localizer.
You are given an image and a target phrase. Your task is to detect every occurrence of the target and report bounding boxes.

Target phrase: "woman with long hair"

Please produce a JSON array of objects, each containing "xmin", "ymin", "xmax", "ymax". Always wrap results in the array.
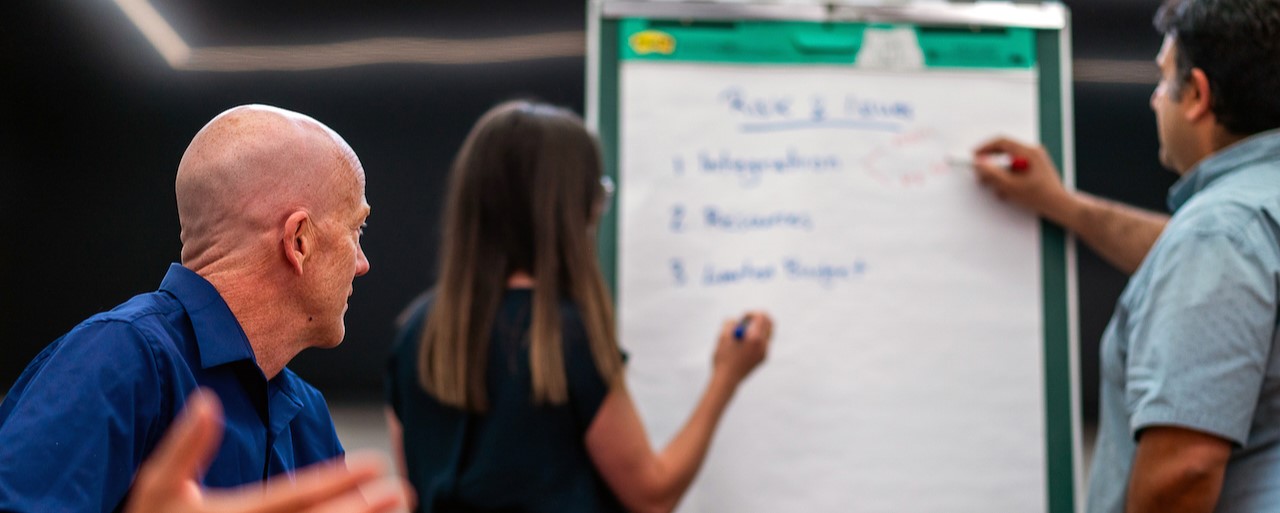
[{"xmin": 386, "ymin": 100, "xmax": 772, "ymax": 513}]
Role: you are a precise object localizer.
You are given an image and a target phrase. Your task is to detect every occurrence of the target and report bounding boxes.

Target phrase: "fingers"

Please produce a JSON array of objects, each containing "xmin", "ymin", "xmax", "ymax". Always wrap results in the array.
[
  {"xmin": 747, "ymin": 309, "xmax": 768, "ymax": 337},
  {"xmin": 973, "ymin": 137, "xmax": 1051, "ymax": 175},
  {"xmin": 718, "ymin": 317, "xmax": 738, "ymax": 342},
  {"xmin": 722, "ymin": 318, "xmax": 737, "ymax": 333},
  {"xmin": 743, "ymin": 311, "xmax": 773, "ymax": 342},
  {"xmin": 350, "ymin": 477, "xmax": 413, "ymax": 513},
  {"xmin": 747, "ymin": 312, "xmax": 772, "ymax": 364},
  {"xmin": 974, "ymin": 136, "xmax": 1038, "ymax": 157},
  {"xmin": 732, "ymin": 311, "xmax": 772, "ymax": 365},
  {"xmin": 230, "ymin": 454, "xmax": 389, "ymax": 513},
  {"xmin": 133, "ymin": 389, "xmax": 225, "ymax": 495},
  {"xmin": 973, "ymin": 138, "xmax": 1024, "ymax": 191},
  {"xmin": 377, "ymin": 478, "xmax": 416, "ymax": 513},
  {"xmin": 972, "ymin": 160, "xmax": 1014, "ymax": 190},
  {"xmin": 127, "ymin": 393, "xmax": 410, "ymax": 513},
  {"xmin": 711, "ymin": 311, "xmax": 774, "ymax": 382},
  {"xmin": 717, "ymin": 311, "xmax": 773, "ymax": 344},
  {"xmin": 971, "ymin": 136, "xmax": 1064, "ymax": 203},
  {"xmin": 302, "ymin": 476, "xmax": 413, "ymax": 513}
]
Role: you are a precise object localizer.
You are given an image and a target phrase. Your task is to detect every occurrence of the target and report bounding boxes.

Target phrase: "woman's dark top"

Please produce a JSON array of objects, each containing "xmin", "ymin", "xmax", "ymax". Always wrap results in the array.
[{"xmin": 386, "ymin": 290, "xmax": 625, "ymax": 513}]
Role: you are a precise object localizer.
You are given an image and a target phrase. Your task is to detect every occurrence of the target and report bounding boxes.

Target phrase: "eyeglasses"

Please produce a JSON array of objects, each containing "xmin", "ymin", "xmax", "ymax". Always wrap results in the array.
[{"xmin": 600, "ymin": 175, "xmax": 616, "ymax": 216}]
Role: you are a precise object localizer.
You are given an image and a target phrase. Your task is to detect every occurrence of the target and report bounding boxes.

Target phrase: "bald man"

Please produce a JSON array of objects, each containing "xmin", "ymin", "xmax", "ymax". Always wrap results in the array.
[{"xmin": 0, "ymin": 105, "xmax": 371, "ymax": 513}]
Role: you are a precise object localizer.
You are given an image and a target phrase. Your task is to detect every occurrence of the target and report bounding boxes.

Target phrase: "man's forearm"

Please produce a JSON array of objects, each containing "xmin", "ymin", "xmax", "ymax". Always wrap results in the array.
[
  {"xmin": 1126, "ymin": 427, "xmax": 1230, "ymax": 513},
  {"xmin": 1046, "ymin": 191, "xmax": 1169, "ymax": 275},
  {"xmin": 1126, "ymin": 466, "xmax": 1225, "ymax": 513}
]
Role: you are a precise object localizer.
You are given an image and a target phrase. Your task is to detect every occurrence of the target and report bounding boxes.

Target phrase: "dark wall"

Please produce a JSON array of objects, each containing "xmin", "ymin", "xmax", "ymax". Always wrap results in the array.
[
  {"xmin": 1067, "ymin": 0, "xmax": 1179, "ymax": 422},
  {"xmin": 3, "ymin": 1, "xmax": 1180, "ymax": 419}
]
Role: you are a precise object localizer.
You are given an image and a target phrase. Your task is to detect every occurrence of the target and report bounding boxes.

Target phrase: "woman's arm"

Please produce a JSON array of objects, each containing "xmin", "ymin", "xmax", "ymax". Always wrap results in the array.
[
  {"xmin": 385, "ymin": 408, "xmax": 409, "ymax": 479},
  {"xmin": 585, "ymin": 312, "xmax": 772, "ymax": 513}
]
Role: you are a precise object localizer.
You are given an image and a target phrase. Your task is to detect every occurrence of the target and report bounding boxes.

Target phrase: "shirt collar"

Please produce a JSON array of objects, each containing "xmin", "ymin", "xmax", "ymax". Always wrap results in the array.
[
  {"xmin": 268, "ymin": 373, "xmax": 305, "ymax": 437},
  {"xmin": 158, "ymin": 263, "xmax": 257, "ymax": 369},
  {"xmin": 1168, "ymin": 128, "xmax": 1280, "ymax": 212}
]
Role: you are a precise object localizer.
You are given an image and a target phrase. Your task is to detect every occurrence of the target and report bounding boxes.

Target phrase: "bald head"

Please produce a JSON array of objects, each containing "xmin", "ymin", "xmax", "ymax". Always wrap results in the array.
[{"xmin": 176, "ymin": 105, "xmax": 365, "ymax": 271}]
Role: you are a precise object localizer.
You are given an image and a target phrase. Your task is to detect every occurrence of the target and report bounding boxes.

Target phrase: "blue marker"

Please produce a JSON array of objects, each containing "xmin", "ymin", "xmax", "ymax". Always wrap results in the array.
[{"xmin": 733, "ymin": 316, "xmax": 751, "ymax": 341}]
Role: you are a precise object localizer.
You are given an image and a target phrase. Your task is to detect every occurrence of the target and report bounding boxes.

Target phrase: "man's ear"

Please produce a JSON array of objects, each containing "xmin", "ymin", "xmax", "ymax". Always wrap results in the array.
[
  {"xmin": 1183, "ymin": 68, "xmax": 1214, "ymax": 122},
  {"xmin": 282, "ymin": 210, "xmax": 312, "ymax": 276}
]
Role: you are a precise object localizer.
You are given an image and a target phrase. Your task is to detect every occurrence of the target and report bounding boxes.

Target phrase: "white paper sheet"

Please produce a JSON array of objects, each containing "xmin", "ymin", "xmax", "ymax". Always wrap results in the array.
[{"xmin": 618, "ymin": 61, "xmax": 1047, "ymax": 512}]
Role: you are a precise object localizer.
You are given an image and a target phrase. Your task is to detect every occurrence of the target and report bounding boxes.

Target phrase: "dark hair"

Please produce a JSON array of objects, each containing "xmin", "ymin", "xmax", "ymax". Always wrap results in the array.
[
  {"xmin": 1155, "ymin": 0, "xmax": 1280, "ymax": 135},
  {"xmin": 418, "ymin": 100, "xmax": 623, "ymax": 412}
]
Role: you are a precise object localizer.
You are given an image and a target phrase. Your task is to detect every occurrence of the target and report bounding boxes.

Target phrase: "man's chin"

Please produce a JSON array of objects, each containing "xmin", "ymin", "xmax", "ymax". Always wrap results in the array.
[
  {"xmin": 313, "ymin": 327, "xmax": 346, "ymax": 349},
  {"xmin": 1157, "ymin": 148, "xmax": 1175, "ymax": 172}
]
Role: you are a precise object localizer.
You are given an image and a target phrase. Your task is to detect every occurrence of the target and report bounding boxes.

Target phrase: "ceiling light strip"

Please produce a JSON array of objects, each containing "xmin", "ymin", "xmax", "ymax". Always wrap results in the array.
[
  {"xmin": 183, "ymin": 33, "xmax": 587, "ymax": 71},
  {"xmin": 111, "ymin": 0, "xmax": 191, "ymax": 66},
  {"xmin": 109, "ymin": 0, "xmax": 1162, "ymax": 80}
]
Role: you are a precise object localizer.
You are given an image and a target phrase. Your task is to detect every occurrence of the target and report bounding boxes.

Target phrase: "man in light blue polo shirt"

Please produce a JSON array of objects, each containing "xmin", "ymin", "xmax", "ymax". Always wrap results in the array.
[{"xmin": 971, "ymin": 0, "xmax": 1280, "ymax": 511}]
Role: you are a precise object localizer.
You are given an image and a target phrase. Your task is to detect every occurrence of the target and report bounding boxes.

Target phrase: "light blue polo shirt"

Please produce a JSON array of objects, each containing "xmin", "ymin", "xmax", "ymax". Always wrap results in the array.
[{"xmin": 1087, "ymin": 129, "xmax": 1280, "ymax": 513}]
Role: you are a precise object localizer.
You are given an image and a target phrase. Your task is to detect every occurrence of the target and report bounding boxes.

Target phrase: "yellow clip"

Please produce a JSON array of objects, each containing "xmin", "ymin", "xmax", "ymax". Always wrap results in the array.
[{"xmin": 629, "ymin": 30, "xmax": 676, "ymax": 55}]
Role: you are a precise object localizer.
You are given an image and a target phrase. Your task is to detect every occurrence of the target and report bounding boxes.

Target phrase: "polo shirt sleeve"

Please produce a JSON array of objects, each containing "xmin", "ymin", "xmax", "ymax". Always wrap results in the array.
[
  {"xmin": 1124, "ymin": 228, "xmax": 1278, "ymax": 445},
  {"xmin": 0, "ymin": 320, "xmax": 167, "ymax": 513}
]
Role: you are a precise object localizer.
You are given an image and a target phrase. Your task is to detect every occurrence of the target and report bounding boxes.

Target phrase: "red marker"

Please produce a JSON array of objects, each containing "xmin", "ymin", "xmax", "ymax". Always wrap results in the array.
[
  {"xmin": 949, "ymin": 154, "xmax": 1030, "ymax": 173},
  {"xmin": 1008, "ymin": 155, "xmax": 1030, "ymax": 173}
]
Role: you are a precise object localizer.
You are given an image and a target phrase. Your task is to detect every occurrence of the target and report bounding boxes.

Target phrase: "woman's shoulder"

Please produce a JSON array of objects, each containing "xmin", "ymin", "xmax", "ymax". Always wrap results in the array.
[{"xmin": 391, "ymin": 291, "xmax": 436, "ymax": 356}]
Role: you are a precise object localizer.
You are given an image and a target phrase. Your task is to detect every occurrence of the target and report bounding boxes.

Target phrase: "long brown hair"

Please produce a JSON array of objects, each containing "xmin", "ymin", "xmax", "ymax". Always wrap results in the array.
[{"xmin": 419, "ymin": 100, "xmax": 623, "ymax": 412}]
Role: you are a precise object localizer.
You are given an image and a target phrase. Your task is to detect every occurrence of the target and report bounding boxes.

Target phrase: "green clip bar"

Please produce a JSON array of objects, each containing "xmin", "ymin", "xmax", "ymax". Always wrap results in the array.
[{"xmin": 620, "ymin": 18, "xmax": 1035, "ymax": 69}]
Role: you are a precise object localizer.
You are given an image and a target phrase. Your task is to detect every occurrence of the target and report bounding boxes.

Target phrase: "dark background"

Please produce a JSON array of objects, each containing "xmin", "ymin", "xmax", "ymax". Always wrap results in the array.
[{"xmin": 1, "ymin": 0, "xmax": 1176, "ymax": 421}]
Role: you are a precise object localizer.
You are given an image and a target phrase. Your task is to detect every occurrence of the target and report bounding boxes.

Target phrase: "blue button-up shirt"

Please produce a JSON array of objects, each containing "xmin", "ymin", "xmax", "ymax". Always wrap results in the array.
[
  {"xmin": 1088, "ymin": 129, "xmax": 1280, "ymax": 512},
  {"xmin": 0, "ymin": 264, "xmax": 344, "ymax": 513}
]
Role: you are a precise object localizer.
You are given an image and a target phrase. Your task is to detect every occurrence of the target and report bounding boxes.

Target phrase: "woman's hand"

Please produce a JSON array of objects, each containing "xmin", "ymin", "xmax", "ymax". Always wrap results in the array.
[{"xmin": 712, "ymin": 311, "xmax": 773, "ymax": 386}]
